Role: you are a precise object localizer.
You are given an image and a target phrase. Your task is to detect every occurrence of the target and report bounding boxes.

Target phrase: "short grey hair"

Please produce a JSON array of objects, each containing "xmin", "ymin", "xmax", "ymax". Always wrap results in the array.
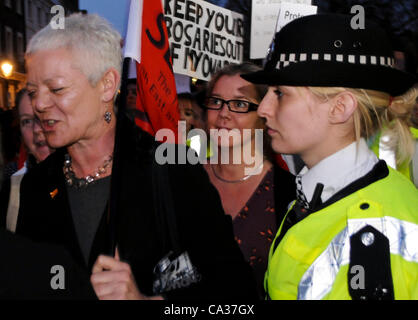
[{"xmin": 26, "ymin": 13, "xmax": 123, "ymax": 87}]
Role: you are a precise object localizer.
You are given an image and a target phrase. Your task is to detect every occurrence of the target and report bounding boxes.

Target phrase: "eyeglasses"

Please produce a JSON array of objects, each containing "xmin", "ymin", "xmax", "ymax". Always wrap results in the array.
[{"xmin": 204, "ymin": 97, "xmax": 259, "ymax": 113}]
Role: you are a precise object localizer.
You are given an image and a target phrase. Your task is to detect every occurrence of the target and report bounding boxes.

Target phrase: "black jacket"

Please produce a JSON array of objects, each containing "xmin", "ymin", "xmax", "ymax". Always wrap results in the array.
[
  {"xmin": 272, "ymin": 164, "xmax": 296, "ymax": 229},
  {"xmin": 0, "ymin": 228, "xmax": 96, "ymax": 299},
  {"xmin": 16, "ymin": 115, "xmax": 257, "ymax": 300}
]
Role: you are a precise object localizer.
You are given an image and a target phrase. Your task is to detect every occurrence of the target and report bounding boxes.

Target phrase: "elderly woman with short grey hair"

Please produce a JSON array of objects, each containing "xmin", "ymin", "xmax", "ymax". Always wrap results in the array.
[{"xmin": 16, "ymin": 13, "xmax": 257, "ymax": 300}]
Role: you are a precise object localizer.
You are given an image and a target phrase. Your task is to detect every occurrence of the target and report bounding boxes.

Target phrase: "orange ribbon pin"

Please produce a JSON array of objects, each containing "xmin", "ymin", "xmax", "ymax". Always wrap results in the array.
[{"xmin": 50, "ymin": 188, "xmax": 58, "ymax": 199}]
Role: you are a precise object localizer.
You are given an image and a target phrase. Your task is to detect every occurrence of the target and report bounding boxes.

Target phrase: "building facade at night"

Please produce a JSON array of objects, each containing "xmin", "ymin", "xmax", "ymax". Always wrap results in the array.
[{"xmin": 0, "ymin": 0, "xmax": 79, "ymax": 109}]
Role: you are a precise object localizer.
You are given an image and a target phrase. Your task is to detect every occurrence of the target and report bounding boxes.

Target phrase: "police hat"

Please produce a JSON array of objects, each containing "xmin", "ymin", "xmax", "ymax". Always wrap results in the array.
[{"xmin": 241, "ymin": 14, "xmax": 417, "ymax": 96}]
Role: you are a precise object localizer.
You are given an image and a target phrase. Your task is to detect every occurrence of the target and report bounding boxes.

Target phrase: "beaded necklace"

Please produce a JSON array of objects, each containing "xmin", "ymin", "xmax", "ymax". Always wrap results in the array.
[{"xmin": 63, "ymin": 153, "xmax": 113, "ymax": 188}]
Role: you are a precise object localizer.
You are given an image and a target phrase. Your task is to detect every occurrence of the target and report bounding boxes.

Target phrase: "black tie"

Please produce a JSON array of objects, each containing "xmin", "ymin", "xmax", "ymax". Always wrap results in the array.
[{"xmin": 296, "ymin": 175, "xmax": 310, "ymax": 209}]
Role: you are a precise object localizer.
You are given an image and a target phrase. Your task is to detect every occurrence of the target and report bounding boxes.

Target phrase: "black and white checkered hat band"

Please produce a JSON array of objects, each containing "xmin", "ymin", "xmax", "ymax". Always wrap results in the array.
[{"xmin": 275, "ymin": 53, "xmax": 395, "ymax": 70}]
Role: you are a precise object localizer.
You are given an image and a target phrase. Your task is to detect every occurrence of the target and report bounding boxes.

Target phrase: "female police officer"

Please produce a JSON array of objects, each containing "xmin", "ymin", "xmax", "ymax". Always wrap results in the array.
[{"xmin": 242, "ymin": 14, "xmax": 418, "ymax": 300}]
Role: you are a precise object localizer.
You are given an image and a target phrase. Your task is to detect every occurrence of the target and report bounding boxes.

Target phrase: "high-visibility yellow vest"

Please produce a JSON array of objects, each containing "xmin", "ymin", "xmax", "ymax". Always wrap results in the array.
[
  {"xmin": 266, "ymin": 166, "xmax": 418, "ymax": 300},
  {"xmin": 370, "ymin": 127, "xmax": 418, "ymax": 184}
]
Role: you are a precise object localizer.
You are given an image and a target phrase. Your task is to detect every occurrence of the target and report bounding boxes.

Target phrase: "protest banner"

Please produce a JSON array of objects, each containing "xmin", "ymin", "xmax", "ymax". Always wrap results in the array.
[
  {"xmin": 250, "ymin": 0, "xmax": 313, "ymax": 59},
  {"xmin": 275, "ymin": 1, "xmax": 317, "ymax": 32},
  {"xmin": 124, "ymin": 0, "xmax": 180, "ymax": 139},
  {"xmin": 163, "ymin": 0, "xmax": 245, "ymax": 81}
]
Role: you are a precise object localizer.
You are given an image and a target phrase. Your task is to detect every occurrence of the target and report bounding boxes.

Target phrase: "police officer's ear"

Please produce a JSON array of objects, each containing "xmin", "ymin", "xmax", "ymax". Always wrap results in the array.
[{"xmin": 328, "ymin": 91, "xmax": 358, "ymax": 125}]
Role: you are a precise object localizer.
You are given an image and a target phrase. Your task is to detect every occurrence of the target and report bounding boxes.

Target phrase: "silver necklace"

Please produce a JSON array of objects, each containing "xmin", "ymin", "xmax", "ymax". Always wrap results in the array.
[
  {"xmin": 63, "ymin": 153, "xmax": 113, "ymax": 188},
  {"xmin": 210, "ymin": 162, "xmax": 264, "ymax": 184}
]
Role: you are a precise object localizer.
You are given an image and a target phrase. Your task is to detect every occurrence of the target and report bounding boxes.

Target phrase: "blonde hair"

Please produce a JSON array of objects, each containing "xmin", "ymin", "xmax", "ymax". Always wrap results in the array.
[{"xmin": 308, "ymin": 86, "xmax": 418, "ymax": 167}]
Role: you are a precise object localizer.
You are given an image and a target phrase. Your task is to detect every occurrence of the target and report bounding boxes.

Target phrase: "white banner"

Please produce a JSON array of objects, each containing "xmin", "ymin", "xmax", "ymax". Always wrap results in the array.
[
  {"xmin": 250, "ymin": 0, "xmax": 312, "ymax": 60},
  {"xmin": 276, "ymin": 2, "xmax": 317, "ymax": 32},
  {"xmin": 163, "ymin": 0, "xmax": 244, "ymax": 81},
  {"xmin": 124, "ymin": 0, "xmax": 143, "ymax": 63}
]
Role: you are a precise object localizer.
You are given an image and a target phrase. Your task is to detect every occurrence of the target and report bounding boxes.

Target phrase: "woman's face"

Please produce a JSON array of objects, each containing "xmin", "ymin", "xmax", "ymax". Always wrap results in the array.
[
  {"xmin": 207, "ymin": 74, "xmax": 264, "ymax": 149},
  {"xmin": 178, "ymin": 97, "xmax": 195, "ymax": 133},
  {"xmin": 26, "ymin": 48, "xmax": 106, "ymax": 149},
  {"xmin": 258, "ymin": 86, "xmax": 330, "ymax": 163},
  {"xmin": 18, "ymin": 92, "xmax": 54, "ymax": 162},
  {"xmin": 126, "ymin": 83, "xmax": 137, "ymax": 109}
]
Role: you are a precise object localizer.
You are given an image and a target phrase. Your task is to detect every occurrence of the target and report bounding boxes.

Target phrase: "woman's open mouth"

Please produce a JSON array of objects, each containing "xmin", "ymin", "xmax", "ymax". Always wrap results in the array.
[{"xmin": 41, "ymin": 119, "xmax": 59, "ymax": 131}]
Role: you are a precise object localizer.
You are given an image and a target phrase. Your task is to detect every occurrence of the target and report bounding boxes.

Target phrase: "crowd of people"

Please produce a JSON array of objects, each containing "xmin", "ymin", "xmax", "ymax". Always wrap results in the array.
[{"xmin": 0, "ymin": 11, "xmax": 417, "ymax": 300}]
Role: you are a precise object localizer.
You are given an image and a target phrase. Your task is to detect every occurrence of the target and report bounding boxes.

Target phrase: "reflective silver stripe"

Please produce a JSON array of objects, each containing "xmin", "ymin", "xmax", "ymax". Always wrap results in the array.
[
  {"xmin": 297, "ymin": 217, "xmax": 418, "ymax": 300},
  {"xmin": 348, "ymin": 217, "xmax": 418, "ymax": 263},
  {"xmin": 379, "ymin": 133, "xmax": 397, "ymax": 169},
  {"xmin": 297, "ymin": 227, "xmax": 350, "ymax": 300}
]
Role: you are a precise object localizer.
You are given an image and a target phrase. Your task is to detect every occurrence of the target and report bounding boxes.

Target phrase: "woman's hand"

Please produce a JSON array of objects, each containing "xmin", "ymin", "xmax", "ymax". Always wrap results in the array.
[{"xmin": 90, "ymin": 248, "xmax": 163, "ymax": 300}]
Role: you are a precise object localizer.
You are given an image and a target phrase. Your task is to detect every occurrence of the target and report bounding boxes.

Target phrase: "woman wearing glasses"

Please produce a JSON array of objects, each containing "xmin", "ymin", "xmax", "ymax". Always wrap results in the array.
[
  {"xmin": 0, "ymin": 89, "xmax": 54, "ymax": 231},
  {"xmin": 202, "ymin": 62, "xmax": 295, "ymax": 298}
]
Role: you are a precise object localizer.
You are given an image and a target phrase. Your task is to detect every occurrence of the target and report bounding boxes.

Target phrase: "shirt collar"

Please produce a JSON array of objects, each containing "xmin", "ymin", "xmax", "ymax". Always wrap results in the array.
[{"xmin": 298, "ymin": 138, "xmax": 379, "ymax": 204}]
